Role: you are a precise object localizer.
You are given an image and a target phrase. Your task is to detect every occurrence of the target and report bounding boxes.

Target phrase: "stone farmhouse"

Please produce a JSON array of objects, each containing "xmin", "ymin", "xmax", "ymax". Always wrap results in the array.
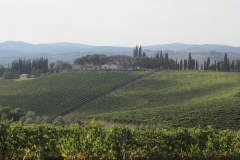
[
  {"xmin": 51, "ymin": 68, "xmax": 69, "ymax": 73},
  {"xmin": 72, "ymin": 55, "xmax": 131, "ymax": 70},
  {"xmin": 107, "ymin": 55, "xmax": 131, "ymax": 66},
  {"xmin": 19, "ymin": 74, "xmax": 29, "ymax": 79},
  {"xmin": 102, "ymin": 61, "xmax": 123, "ymax": 70}
]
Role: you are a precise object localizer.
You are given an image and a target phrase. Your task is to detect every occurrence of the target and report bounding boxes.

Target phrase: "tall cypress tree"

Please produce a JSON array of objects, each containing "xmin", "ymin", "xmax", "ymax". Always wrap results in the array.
[
  {"xmin": 237, "ymin": 60, "xmax": 240, "ymax": 72},
  {"xmin": 159, "ymin": 51, "xmax": 164, "ymax": 67},
  {"xmin": 175, "ymin": 59, "xmax": 178, "ymax": 70},
  {"xmin": 132, "ymin": 49, "xmax": 136, "ymax": 57},
  {"xmin": 230, "ymin": 59, "xmax": 234, "ymax": 71},
  {"xmin": 188, "ymin": 53, "xmax": 192, "ymax": 70},
  {"xmin": 184, "ymin": 59, "xmax": 187, "ymax": 70},
  {"xmin": 45, "ymin": 58, "xmax": 48, "ymax": 73},
  {"xmin": 142, "ymin": 52, "xmax": 146, "ymax": 57},
  {"xmin": 214, "ymin": 60, "xmax": 216, "ymax": 71},
  {"xmin": 139, "ymin": 45, "xmax": 142, "ymax": 57},
  {"xmin": 196, "ymin": 60, "xmax": 198, "ymax": 70},
  {"xmin": 206, "ymin": 57, "xmax": 210, "ymax": 70},
  {"xmin": 216, "ymin": 60, "xmax": 220, "ymax": 71},
  {"xmin": 164, "ymin": 53, "xmax": 169, "ymax": 69},
  {"xmin": 224, "ymin": 53, "xmax": 228, "ymax": 71},
  {"xmin": 227, "ymin": 58, "xmax": 230, "ymax": 72},
  {"xmin": 155, "ymin": 51, "xmax": 160, "ymax": 59},
  {"xmin": 191, "ymin": 59, "xmax": 195, "ymax": 70},
  {"xmin": 180, "ymin": 59, "xmax": 183, "ymax": 70},
  {"xmin": 135, "ymin": 45, "xmax": 139, "ymax": 57}
]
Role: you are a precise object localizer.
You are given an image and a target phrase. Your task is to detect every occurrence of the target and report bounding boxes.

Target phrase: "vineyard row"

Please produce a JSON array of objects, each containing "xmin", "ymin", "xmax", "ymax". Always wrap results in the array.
[{"xmin": 0, "ymin": 121, "xmax": 240, "ymax": 159}]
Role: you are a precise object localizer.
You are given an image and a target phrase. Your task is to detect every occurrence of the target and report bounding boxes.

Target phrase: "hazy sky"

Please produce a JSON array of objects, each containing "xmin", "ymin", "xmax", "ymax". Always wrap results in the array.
[{"xmin": 0, "ymin": 0, "xmax": 239, "ymax": 47}]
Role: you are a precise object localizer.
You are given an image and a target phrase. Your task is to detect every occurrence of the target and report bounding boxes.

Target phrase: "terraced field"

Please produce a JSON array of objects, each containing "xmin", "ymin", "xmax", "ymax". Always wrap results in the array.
[
  {"xmin": 72, "ymin": 71, "xmax": 240, "ymax": 130},
  {"xmin": 0, "ymin": 71, "xmax": 150, "ymax": 117}
]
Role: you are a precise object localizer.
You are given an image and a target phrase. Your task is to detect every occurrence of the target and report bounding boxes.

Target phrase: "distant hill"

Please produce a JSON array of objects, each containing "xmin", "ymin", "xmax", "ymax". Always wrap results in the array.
[
  {"xmin": 0, "ymin": 41, "xmax": 94, "ymax": 54},
  {"xmin": 1, "ymin": 41, "xmax": 240, "ymax": 54},
  {"xmin": 144, "ymin": 43, "xmax": 240, "ymax": 53},
  {"xmin": 0, "ymin": 41, "xmax": 240, "ymax": 66},
  {"xmin": 0, "ymin": 41, "xmax": 132, "ymax": 54}
]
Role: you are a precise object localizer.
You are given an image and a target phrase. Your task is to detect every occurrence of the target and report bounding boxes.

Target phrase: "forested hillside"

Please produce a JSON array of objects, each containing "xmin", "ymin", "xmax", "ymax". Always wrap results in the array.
[{"xmin": 72, "ymin": 71, "xmax": 240, "ymax": 130}]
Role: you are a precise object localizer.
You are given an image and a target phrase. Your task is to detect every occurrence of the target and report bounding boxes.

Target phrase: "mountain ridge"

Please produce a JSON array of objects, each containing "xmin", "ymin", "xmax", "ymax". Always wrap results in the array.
[
  {"xmin": 1, "ymin": 41, "xmax": 240, "ymax": 54},
  {"xmin": 1, "ymin": 41, "xmax": 240, "ymax": 66}
]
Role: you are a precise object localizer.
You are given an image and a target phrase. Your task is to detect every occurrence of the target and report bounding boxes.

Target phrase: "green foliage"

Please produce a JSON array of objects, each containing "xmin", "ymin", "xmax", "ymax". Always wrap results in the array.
[
  {"xmin": 3, "ymin": 70, "xmax": 19, "ymax": 79},
  {"xmin": 49, "ymin": 62, "xmax": 56, "ymax": 69},
  {"xmin": 55, "ymin": 60, "xmax": 72, "ymax": 69},
  {"xmin": 35, "ymin": 69, "xmax": 42, "ymax": 77},
  {"xmin": 0, "ymin": 106, "xmax": 26, "ymax": 121},
  {"xmin": 0, "ymin": 71, "xmax": 150, "ymax": 117},
  {"xmin": 0, "ymin": 121, "xmax": 240, "ymax": 159},
  {"xmin": 74, "ymin": 54, "xmax": 107, "ymax": 65},
  {"xmin": 73, "ymin": 71, "xmax": 240, "ymax": 130}
]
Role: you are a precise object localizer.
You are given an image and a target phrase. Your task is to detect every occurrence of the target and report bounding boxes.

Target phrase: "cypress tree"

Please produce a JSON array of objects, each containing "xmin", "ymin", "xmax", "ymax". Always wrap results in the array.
[
  {"xmin": 216, "ymin": 60, "xmax": 220, "ymax": 71},
  {"xmin": 180, "ymin": 59, "xmax": 183, "ymax": 70},
  {"xmin": 188, "ymin": 53, "xmax": 192, "ymax": 70},
  {"xmin": 196, "ymin": 60, "xmax": 199, "ymax": 70},
  {"xmin": 224, "ymin": 53, "xmax": 228, "ymax": 71},
  {"xmin": 139, "ymin": 45, "xmax": 142, "ymax": 57},
  {"xmin": 135, "ymin": 45, "xmax": 138, "ymax": 57},
  {"xmin": 132, "ymin": 49, "xmax": 136, "ymax": 57},
  {"xmin": 206, "ymin": 57, "xmax": 210, "ymax": 70},
  {"xmin": 231, "ymin": 59, "xmax": 235, "ymax": 71},
  {"xmin": 159, "ymin": 51, "xmax": 164, "ymax": 67},
  {"xmin": 238, "ymin": 60, "xmax": 240, "ymax": 72},
  {"xmin": 164, "ymin": 53, "xmax": 169, "ymax": 69},
  {"xmin": 155, "ymin": 51, "xmax": 160, "ymax": 59},
  {"xmin": 175, "ymin": 59, "xmax": 178, "ymax": 70},
  {"xmin": 142, "ymin": 52, "xmax": 146, "ymax": 57},
  {"xmin": 46, "ymin": 58, "xmax": 48, "ymax": 73},
  {"xmin": 191, "ymin": 59, "xmax": 195, "ymax": 70},
  {"xmin": 227, "ymin": 58, "xmax": 230, "ymax": 72},
  {"xmin": 184, "ymin": 59, "xmax": 187, "ymax": 70},
  {"xmin": 215, "ymin": 60, "xmax": 217, "ymax": 71}
]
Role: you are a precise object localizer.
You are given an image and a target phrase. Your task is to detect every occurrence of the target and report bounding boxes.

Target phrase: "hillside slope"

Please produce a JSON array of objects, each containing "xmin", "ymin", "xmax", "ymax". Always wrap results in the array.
[
  {"xmin": 0, "ymin": 71, "xmax": 150, "ymax": 117},
  {"xmin": 72, "ymin": 71, "xmax": 240, "ymax": 130}
]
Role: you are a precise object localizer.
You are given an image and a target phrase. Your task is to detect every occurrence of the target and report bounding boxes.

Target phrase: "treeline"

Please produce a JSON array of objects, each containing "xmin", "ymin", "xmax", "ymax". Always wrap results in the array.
[
  {"xmin": 49, "ymin": 61, "xmax": 72, "ymax": 69},
  {"xmin": 3, "ymin": 57, "xmax": 48, "ymax": 79},
  {"xmin": 204, "ymin": 53, "xmax": 240, "ymax": 72},
  {"xmin": 132, "ymin": 45, "xmax": 240, "ymax": 72},
  {"xmin": 74, "ymin": 54, "xmax": 108, "ymax": 65},
  {"xmin": 131, "ymin": 45, "xmax": 197, "ymax": 70}
]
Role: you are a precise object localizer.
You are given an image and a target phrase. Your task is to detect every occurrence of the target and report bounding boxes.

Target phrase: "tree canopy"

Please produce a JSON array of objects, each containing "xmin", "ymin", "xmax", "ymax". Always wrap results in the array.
[{"xmin": 74, "ymin": 54, "xmax": 108, "ymax": 65}]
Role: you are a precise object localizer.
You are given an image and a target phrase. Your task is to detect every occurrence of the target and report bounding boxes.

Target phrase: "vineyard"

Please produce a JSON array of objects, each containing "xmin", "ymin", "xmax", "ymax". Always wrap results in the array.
[
  {"xmin": 0, "ymin": 120, "xmax": 240, "ymax": 159},
  {"xmin": 72, "ymin": 70, "xmax": 240, "ymax": 130},
  {"xmin": 0, "ymin": 71, "xmax": 150, "ymax": 117}
]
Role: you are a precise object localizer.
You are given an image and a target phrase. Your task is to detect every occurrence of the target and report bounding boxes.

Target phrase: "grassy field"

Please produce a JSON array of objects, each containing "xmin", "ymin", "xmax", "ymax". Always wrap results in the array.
[
  {"xmin": 72, "ymin": 70, "xmax": 240, "ymax": 130},
  {"xmin": 0, "ymin": 71, "xmax": 150, "ymax": 117}
]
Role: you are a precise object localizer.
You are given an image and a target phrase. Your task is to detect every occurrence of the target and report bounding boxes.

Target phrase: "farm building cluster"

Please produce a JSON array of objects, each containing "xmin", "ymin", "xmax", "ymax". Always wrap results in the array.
[
  {"xmin": 46, "ymin": 55, "xmax": 131, "ymax": 76},
  {"xmin": 72, "ymin": 55, "xmax": 131, "ymax": 71}
]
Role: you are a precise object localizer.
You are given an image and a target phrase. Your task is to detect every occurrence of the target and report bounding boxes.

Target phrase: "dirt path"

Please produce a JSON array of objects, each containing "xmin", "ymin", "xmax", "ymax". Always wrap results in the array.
[{"xmin": 58, "ymin": 71, "xmax": 156, "ymax": 117}]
